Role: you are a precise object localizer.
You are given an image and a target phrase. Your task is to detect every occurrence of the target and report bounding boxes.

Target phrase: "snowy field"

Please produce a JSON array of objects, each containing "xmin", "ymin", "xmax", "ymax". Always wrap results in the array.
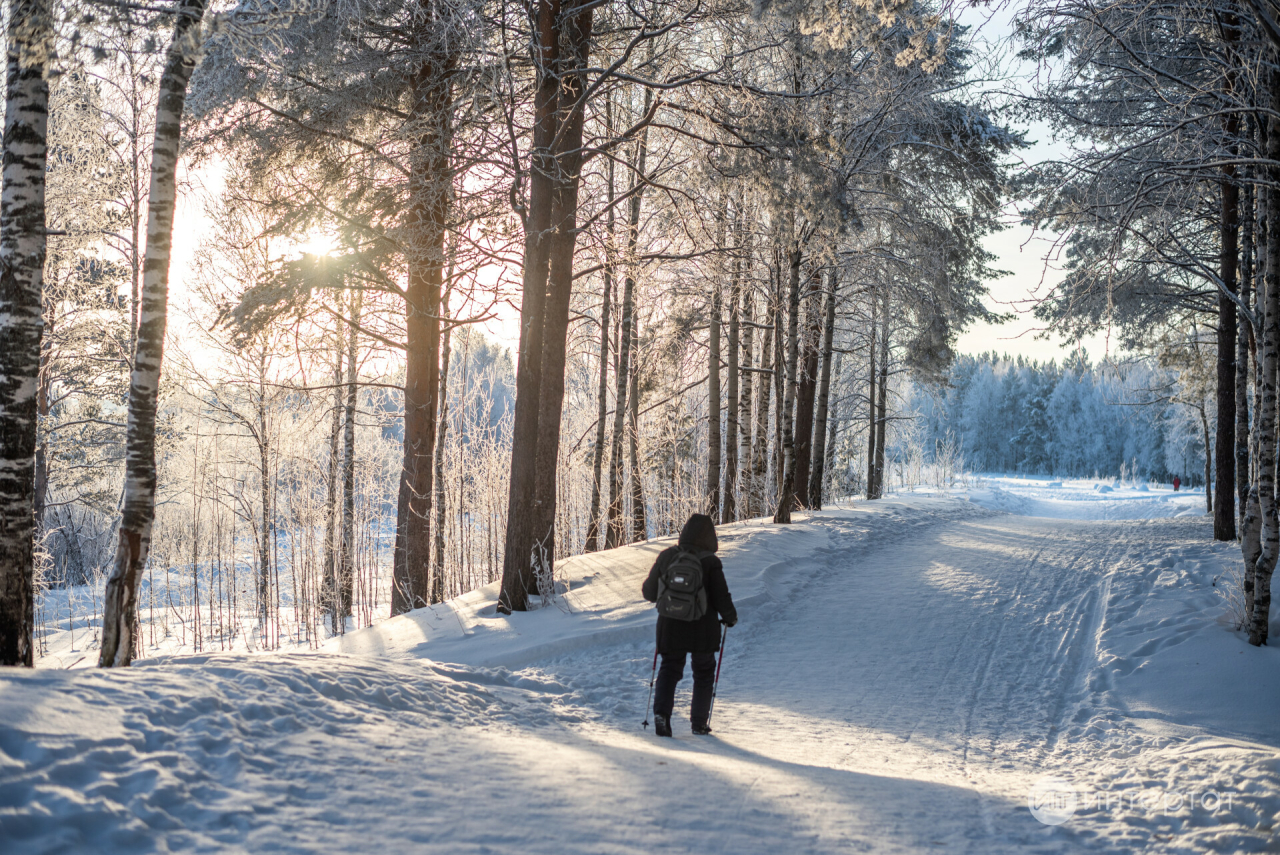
[{"xmin": 3, "ymin": 481, "xmax": 1279, "ymax": 853}]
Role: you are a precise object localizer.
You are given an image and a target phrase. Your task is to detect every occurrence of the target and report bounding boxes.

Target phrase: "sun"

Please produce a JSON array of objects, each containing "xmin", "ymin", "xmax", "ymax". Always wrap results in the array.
[{"xmin": 294, "ymin": 229, "xmax": 339, "ymax": 258}]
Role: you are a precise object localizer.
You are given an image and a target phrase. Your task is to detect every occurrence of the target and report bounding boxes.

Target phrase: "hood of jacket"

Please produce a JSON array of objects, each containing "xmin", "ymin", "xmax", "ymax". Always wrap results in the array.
[{"xmin": 678, "ymin": 513, "xmax": 718, "ymax": 553}]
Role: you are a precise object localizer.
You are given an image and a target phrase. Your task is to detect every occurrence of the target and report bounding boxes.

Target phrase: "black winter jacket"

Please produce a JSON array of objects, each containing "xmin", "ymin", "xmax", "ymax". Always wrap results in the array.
[{"xmin": 641, "ymin": 514, "xmax": 738, "ymax": 655}]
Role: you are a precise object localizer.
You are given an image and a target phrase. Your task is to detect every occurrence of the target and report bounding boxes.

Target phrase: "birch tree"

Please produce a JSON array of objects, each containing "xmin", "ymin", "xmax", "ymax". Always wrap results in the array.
[{"xmin": 0, "ymin": 0, "xmax": 53, "ymax": 667}]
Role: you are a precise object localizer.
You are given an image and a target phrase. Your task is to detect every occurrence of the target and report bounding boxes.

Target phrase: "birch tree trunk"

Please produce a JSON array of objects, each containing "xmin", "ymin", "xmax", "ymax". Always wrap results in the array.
[
  {"xmin": 772, "ymin": 249, "xmax": 785, "ymax": 498},
  {"xmin": 707, "ymin": 265, "xmax": 722, "ymax": 520},
  {"xmin": 1249, "ymin": 72, "xmax": 1280, "ymax": 647},
  {"xmin": 99, "ymin": 0, "xmax": 206, "ymax": 667},
  {"xmin": 431, "ymin": 293, "xmax": 451, "ymax": 604},
  {"xmin": 809, "ymin": 267, "xmax": 838, "ymax": 509},
  {"xmin": 1240, "ymin": 176, "xmax": 1254, "ymax": 525},
  {"xmin": 606, "ymin": 266, "xmax": 632, "ymax": 548},
  {"xmin": 256, "ymin": 356, "xmax": 271, "ymax": 632},
  {"xmin": 723, "ymin": 224, "xmax": 740, "ymax": 524},
  {"xmin": 628, "ymin": 319, "xmax": 646, "ymax": 542},
  {"xmin": 585, "ymin": 131, "xmax": 615, "ymax": 553},
  {"xmin": 866, "ymin": 287, "xmax": 877, "ymax": 499},
  {"xmin": 752, "ymin": 289, "xmax": 772, "ymax": 517},
  {"xmin": 0, "ymin": 0, "xmax": 50, "ymax": 667},
  {"xmin": 739, "ymin": 286, "xmax": 755, "ymax": 517},
  {"xmin": 773, "ymin": 243, "xmax": 801, "ymax": 523},
  {"xmin": 323, "ymin": 337, "xmax": 342, "ymax": 631},
  {"xmin": 872, "ymin": 287, "xmax": 889, "ymax": 498},
  {"xmin": 338, "ymin": 293, "xmax": 360, "ymax": 620},
  {"xmin": 604, "ymin": 92, "xmax": 649, "ymax": 550}
]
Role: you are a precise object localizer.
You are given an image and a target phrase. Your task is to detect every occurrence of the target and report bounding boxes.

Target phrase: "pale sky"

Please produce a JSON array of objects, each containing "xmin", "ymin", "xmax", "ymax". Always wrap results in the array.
[{"xmin": 954, "ymin": 217, "xmax": 1115, "ymax": 364}]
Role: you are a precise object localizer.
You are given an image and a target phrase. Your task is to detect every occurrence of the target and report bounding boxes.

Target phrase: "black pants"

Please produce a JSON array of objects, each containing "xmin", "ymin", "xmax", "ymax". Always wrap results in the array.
[{"xmin": 653, "ymin": 651, "xmax": 717, "ymax": 727}]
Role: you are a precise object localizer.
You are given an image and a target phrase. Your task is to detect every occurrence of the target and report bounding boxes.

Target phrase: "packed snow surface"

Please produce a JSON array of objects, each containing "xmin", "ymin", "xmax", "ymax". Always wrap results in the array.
[{"xmin": 3, "ymin": 481, "xmax": 1279, "ymax": 853}]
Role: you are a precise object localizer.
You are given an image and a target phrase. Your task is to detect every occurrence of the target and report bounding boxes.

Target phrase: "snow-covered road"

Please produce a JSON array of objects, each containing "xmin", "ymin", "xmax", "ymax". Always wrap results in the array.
[{"xmin": 3, "ymin": 489, "xmax": 1279, "ymax": 853}]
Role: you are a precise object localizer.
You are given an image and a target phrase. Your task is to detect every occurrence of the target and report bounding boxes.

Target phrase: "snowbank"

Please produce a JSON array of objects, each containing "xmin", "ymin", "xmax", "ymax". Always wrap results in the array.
[
  {"xmin": 964, "ymin": 476, "xmax": 1206, "ymax": 521},
  {"xmin": 326, "ymin": 496, "xmax": 981, "ymax": 669}
]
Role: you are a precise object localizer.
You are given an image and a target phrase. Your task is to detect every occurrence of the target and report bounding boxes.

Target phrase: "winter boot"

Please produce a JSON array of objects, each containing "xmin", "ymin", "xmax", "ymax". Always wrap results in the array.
[
  {"xmin": 691, "ymin": 721, "xmax": 712, "ymax": 736},
  {"xmin": 654, "ymin": 714, "xmax": 672, "ymax": 737}
]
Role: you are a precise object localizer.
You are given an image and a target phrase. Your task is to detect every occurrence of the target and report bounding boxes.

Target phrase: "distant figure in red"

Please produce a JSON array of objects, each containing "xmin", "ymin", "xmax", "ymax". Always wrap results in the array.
[{"xmin": 1173, "ymin": 476, "xmax": 1181, "ymax": 492}]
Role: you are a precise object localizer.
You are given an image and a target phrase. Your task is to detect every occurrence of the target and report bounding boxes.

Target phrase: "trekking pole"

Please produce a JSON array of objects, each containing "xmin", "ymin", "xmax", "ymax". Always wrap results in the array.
[
  {"xmin": 707, "ymin": 625, "xmax": 728, "ymax": 726},
  {"xmin": 642, "ymin": 649, "xmax": 658, "ymax": 729}
]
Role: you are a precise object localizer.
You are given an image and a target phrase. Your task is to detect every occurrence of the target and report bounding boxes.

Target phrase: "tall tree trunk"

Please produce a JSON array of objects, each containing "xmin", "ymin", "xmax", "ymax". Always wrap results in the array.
[
  {"xmin": 1250, "ymin": 72, "xmax": 1280, "ymax": 647},
  {"xmin": 753, "ymin": 288, "xmax": 772, "ymax": 517},
  {"xmin": 1216, "ymin": 33, "xmax": 1241, "ymax": 540},
  {"xmin": 0, "ymin": 0, "xmax": 49, "ymax": 667},
  {"xmin": 257, "ymin": 357, "xmax": 271, "ymax": 633},
  {"xmin": 499, "ymin": 0, "xmax": 594, "ymax": 611},
  {"xmin": 606, "ymin": 268, "xmax": 632, "ymax": 549},
  {"xmin": 391, "ymin": 23, "xmax": 454, "ymax": 615},
  {"xmin": 99, "ymin": 0, "xmax": 205, "ymax": 667},
  {"xmin": 431, "ymin": 292, "xmax": 452, "ymax": 604},
  {"xmin": 793, "ymin": 269, "xmax": 821, "ymax": 506},
  {"xmin": 739, "ymin": 283, "xmax": 755, "ymax": 518},
  {"xmin": 1201, "ymin": 405, "xmax": 1213, "ymax": 515},
  {"xmin": 338, "ymin": 293, "xmax": 360, "ymax": 620},
  {"xmin": 628, "ymin": 319, "xmax": 646, "ymax": 542},
  {"xmin": 707, "ymin": 264, "xmax": 722, "ymax": 520},
  {"xmin": 723, "ymin": 219, "xmax": 740, "ymax": 523},
  {"xmin": 872, "ymin": 290, "xmax": 889, "ymax": 498},
  {"xmin": 33, "ymin": 330, "xmax": 49, "ymax": 537},
  {"xmin": 324, "ymin": 335, "xmax": 342, "ymax": 631},
  {"xmin": 605, "ymin": 97, "xmax": 650, "ymax": 550},
  {"xmin": 585, "ymin": 116, "xmax": 615, "ymax": 553},
  {"xmin": 810, "ymin": 266, "xmax": 838, "ymax": 509},
  {"xmin": 866, "ymin": 286, "xmax": 877, "ymax": 499},
  {"xmin": 772, "ymin": 248, "xmax": 785, "ymax": 499},
  {"xmin": 1240, "ymin": 175, "xmax": 1255, "ymax": 525},
  {"xmin": 824, "ymin": 353, "xmax": 843, "ymax": 501},
  {"xmin": 773, "ymin": 244, "xmax": 802, "ymax": 523}
]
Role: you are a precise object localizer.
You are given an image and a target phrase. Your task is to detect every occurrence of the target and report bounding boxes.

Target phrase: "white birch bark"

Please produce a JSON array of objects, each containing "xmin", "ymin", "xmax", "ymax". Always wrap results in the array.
[
  {"xmin": 99, "ymin": 0, "xmax": 206, "ymax": 666},
  {"xmin": 1249, "ymin": 75, "xmax": 1280, "ymax": 647},
  {"xmin": 0, "ymin": 0, "xmax": 51, "ymax": 667}
]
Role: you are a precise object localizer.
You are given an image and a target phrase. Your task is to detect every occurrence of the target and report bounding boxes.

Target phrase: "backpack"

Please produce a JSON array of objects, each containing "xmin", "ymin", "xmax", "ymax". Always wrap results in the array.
[{"xmin": 656, "ymin": 548, "xmax": 709, "ymax": 621}]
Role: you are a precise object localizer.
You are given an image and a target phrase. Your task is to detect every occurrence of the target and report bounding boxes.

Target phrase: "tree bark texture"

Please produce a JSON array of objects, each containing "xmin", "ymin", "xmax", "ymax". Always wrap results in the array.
[
  {"xmin": 1240, "ymin": 177, "xmax": 1254, "ymax": 525},
  {"xmin": 324, "ymin": 338, "xmax": 342, "ymax": 631},
  {"xmin": 585, "ymin": 137, "xmax": 615, "ymax": 553},
  {"xmin": 773, "ymin": 244, "xmax": 801, "ymax": 523},
  {"xmin": 1216, "ymin": 93, "xmax": 1240, "ymax": 541},
  {"xmin": 739, "ymin": 285, "xmax": 754, "ymax": 518},
  {"xmin": 628, "ymin": 317, "xmax": 645, "ymax": 542},
  {"xmin": 1249, "ymin": 71, "xmax": 1280, "ymax": 647},
  {"xmin": 0, "ymin": 0, "xmax": 50, "ymax": 667},
  {"xmin": 431, "ymin": 295, "xmax": 452, "ymax": 604},
  {"xmin": 391, "ymin": 16, "xmax": 455, "ymax": 614},
  {"xmin": 707, "ymin": 266, "xmax": 722, "ymax": 520},
  {"xmin": 99, "ymin": 0, "xmax": 205, "ymax": 667},
  {"xmin": 872, "ymin": 287, "xmax": 889, "ymax": 498},
  {"xmin": 792, "ymin": 270, "xmax": 820, "ymax": 507},
  {"xmin": 866, "ymin": 287, "xmax": 877, "ymax": 499},
  {"xmin": 498, "ymin": 0, "xmax": 594, "ymax": 611},
  {"xmin": 752, "ymin": 288, "xmax": 772, "ymax": 518},
  {"xmin": 338, "ymin": 294, "xmax": 360, "ymax": 619},
  {"xmin": 723, "ymin": 220, "xmax": 740, "ymax": 524},
  {"xmin": 810, "ymin": 267, "xmax": 838, "ymax": 509}
]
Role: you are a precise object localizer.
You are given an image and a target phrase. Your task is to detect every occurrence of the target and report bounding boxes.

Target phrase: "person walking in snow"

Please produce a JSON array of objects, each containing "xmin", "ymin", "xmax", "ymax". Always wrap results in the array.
[{"xmin": 642, "ymin": 513, "xmax": 737, "ymax": 737}]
